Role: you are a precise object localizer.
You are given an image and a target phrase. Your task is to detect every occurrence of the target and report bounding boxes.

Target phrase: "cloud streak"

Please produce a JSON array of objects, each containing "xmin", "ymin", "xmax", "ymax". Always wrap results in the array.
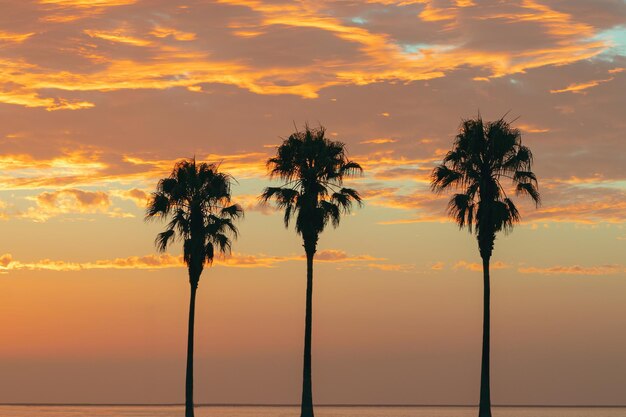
[
  {"xmin": 518, "ymin": 264, "xmax": 626, "ymax": 276},
  {"xmin": 0, "ymin": 249, "xmax": 396, "ymax": 273},
  {"xmin": 0, "ymin": 0, "xmax": 615, "ymax": 109}
]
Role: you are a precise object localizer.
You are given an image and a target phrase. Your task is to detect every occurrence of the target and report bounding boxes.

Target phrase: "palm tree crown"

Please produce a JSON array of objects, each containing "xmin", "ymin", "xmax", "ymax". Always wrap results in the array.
[
  {"xmin": 146, "ymin": 158, "xmax": 243, "ymax": 284},
  {"xmin": 261, "ymin": 125, "xmax": 363, "ymax": 251},
  {"xmin": 431, "ymin": 116, "xmax": 540, "ymax": 258}
]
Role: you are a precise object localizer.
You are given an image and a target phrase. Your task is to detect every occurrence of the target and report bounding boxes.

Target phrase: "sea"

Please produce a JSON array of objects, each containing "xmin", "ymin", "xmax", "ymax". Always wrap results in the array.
[{"xmin": 0, "ymin": 406, "xmax": 624, "ymax": 417}]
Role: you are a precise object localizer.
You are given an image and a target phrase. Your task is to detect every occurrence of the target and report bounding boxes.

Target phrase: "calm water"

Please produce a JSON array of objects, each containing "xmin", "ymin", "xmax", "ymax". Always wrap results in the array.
[{"xmin": 0, "ymin": 406, "xmax": 624, "ymax": 417}]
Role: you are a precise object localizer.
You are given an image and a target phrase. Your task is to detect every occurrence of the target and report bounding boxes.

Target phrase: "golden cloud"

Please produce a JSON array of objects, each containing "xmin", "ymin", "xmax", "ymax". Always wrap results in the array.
[
  {"xmin": 360, "ymin": 138, "xmax": 397, "ymax": 145},
  {"xmin": 517, "ymin": 123, "xmax": 550, "ymax": 133},
  {"xmin": 84, "ymin": 29, "xmax": 152, "ymax": 47},
  {"xmin": 0, "ymin": 150, "xmax": 108, "ymax": 190},
  {"xmin": 366, "ymin": 262, "xmax": 414, "ymax": 272},
  {"xmin": 518, "ymin": 264, "xmax": 626, "ymax": 276},
  {"xmin": 453, "ymin": 260, "xmax": 511, "ymax": 272},
  {"xmin": 0, "ymin": 150, "xmax": 267, "ymax": 191},
  {"xmin": 315, "ymin": 249, "xmax": 382, "ymax": 262},
  {"xmin": 430, "ymin": 261, "xmax": 445, "ymax": 270},
  {"xmin": 150, "ymin": 26, "xmax": 197, "ymax": 41},
  {"xmin": 38, "ymin": 0, "xmax": 137, "ymax": 23},
  {"xmin": 0, "ymin": 31, "xmax": 35, "ymax": 43},
  {"xmin": 0, "ymin": 253, "xmax": 12, "ymax": 268},
  {"xmin": 39, "ymin": 0, "xmax": 136, "ymax": 7},
  {"xmin": 0, "ymin": 249, "xmax": 391, "ymax": 273},
  {"xmin": 112, "ymin": 188, "xmax": 150, "ymax": 208},
  {"xmin": 0, "ymin": 0, "xmax": 610, "ymax": 109},
  {"xmin": 21, "ymin": 188, "xmax": 124, "ymax": 222},
  {"xmin": 550, "ymin": 77, "xmax": 616, "ymax": 94},
  {"xmin": 482, "ymin": 0, "xmax": 594, "ymax": 38}
]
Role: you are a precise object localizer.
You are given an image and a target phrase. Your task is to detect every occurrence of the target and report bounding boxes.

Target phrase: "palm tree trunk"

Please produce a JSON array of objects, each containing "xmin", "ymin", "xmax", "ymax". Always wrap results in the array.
[
  {"xmin": 478, "ymin": 256, "xmax": 492, "ymax": 417},
  {"xmin": 185, "ymin": 282, "xmax": 198, "ymax": 417},
  {"xmin": 300, "ymin": 249, "xmax": 315, "ymax": 417}
]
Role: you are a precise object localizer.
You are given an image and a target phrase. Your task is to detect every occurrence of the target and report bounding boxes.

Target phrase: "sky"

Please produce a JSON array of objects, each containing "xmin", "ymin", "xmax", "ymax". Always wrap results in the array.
[{"xmin": 0, "ymin": 0, "xmax": 625, "ymax": 406}]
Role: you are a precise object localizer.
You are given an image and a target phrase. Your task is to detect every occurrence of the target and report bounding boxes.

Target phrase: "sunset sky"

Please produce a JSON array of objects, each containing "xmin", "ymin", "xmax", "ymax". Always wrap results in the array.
[{"xmin": 1, "ymin": 0, "xmax": 625, "ymax": 406}]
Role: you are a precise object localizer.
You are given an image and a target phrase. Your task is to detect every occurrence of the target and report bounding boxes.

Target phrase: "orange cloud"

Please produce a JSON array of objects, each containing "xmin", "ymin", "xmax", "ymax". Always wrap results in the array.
[
  {"xmin": 112, "ymin": 188, "xmax": 150, "ymax": 208},
  {"xmin": 419, "ymin": 3, "xmax": 458, "ymax": 24},
  {"xmin": 84, "ymin": 29, "xmax": 152, "ymax": 47},
  {"xmin": 150, "ymin": 26, "xmax": 197, "ymax": 41},
  {"xmin": 0, "ymin": 84, "xmax": 94, "ymax": 111},
  {"xmin": 360, "ymin": 138, "xmax": 397, "ymax": 145},
  {"xmin": 0, "ymin": 249, "xmax": 391, "ymax": 273},
  {"xmin": 36, "ymin": 189, "xmax": 109, "ymax": 209},
  {"xmin": 123, "ymin": 152, "xmax": 268, "ymax": 180},
  {"xmin": 524, "ymin": 187, "xmax": 626, "ymax": 224},
  {"xmin": 39, "ymin": 0, "xmax": 136, "ymax": 6},
  {"xmin": 355, "ymin": 149, "xmax": 442, "ymax": 182},
  {"xmin": 453, "ymin": 260, "xmax": 510, "ymax": 272},
  {"xmin": 517, "ymin": 123, "xmax": 550, "ymax": 133},
  {"xmin": 21, "ymin": 188, "xmax": 132, "ymax": 222},
  {"xmin": 38, "ymin": 0, "xmax": 136, "ymax": 23},
  {"xmin": 0, "ymin": 150, "xmax": 268, "ymax": 191},
  {"xmin": 0, "ymin": 150, "xmax": 109, "ymax": 190},
  {"xmin": 0, "ymin": 31, "xmax": 35, "ymax": 43},
  {"xmin": 430, "ymin": 261, "xmax": 445, "ymax": 270},
  {"xmin": 366, "ymin": 262, "xmax": 414, "ymax": 272},
  {"xmin": 0, "ymin": 253, "xmax": 11, "ymax": 268},
  {"xmin": 237, "ymin": 194, "xmax": 275, "ymax": 215},
  {"xmin": 518, "ymin": 264, "xmax": 626, "ymax": 276},
  {"xmin": 550, "ymin": 77, "xmax": 615, "ymax": 94},
  {"xmin": 481, "ymin": 0, "xmax": 594, "ymax": 38},
  {"xmin": 0, "ymin": 0, "xmax": 609, "ymax": 109},
  {"xmin": 315, "ymin": 249, "xmax": 382, "ymax": 262}
]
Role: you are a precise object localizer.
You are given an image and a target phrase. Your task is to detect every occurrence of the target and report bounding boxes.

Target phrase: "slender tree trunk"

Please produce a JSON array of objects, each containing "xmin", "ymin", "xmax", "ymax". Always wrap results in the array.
[
  {"xmin": 300, "ymin": 250, "xmax": 315, "ymax": 417},
  {"xmin": 478, "ymin": 256, "xmax": 492, "ymax": 417},
  {"xmin": 185, "ymin": 282, "xmax": 198, "ymax": 417}
]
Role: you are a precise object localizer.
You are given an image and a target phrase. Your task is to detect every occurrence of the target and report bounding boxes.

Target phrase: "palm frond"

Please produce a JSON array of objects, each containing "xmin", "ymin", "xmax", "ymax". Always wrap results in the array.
[
  {"xmin": 155, "ymin": 229, "xmax": 175, "ymax": 252},
  {"xmin": 145, "ymin": 157, "xmax": 241, "ymax": 273},
  {"xmin": 431, "ymin": 166, "xmax": 462, "ymax": 191},
  {"xmin": 212, "ymin": 233, "xmax": 232, "ymax": 254},
  {"xmin": 205, "ymin": 242, "xmax": 215, "ymax": 264},
  {"xmin": 447, "ymin": 193, "xmax": 474, "ymax": 230},
  {"xmin": 221, "ymin": 204, "xmax": 244, "ymax": 219},
  {"xmin": 513, "ymin": 171, "xmax": 537, "ymax": 184},
  {"xmin": 320, "ymin": 200, "xmax": 341, "ymax": 227},
  {"xmin": 146, "ymin": 192, "xmax": 170, "ymax": 219},
  {"xmin": 340, "ymin": 161, "xmax": 363, "ymax": 177},
  {"xmin": 516, "ymin": 182, "xmax": 541, "ymax": 206},
  {"xmin": 262, "ymin": 124, "xmax": 363, "ymax": 240},
  {"xmin": 431, "ymin": 116, "xmax": 541, "ymax": 255}
]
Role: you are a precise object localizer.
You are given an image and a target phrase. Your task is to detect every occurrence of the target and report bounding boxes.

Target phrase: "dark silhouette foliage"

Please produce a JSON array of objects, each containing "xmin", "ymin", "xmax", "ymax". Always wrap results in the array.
[
  {"xmin": 146, "ymin": 158, "xmax": 242, "ymax": 417},
  {"xmin": 261, "ymin": 125, "xmax": 362, "ymax": 417},
  {"xmin": 431, "ymin": 116, "xmax": 540, "ymax": 417}
]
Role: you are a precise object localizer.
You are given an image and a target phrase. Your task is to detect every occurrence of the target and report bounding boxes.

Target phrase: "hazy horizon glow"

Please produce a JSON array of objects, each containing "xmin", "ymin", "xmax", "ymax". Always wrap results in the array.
[{"xmin": 0, "ymin": 0, "xmax": 625, "ymax": 407}]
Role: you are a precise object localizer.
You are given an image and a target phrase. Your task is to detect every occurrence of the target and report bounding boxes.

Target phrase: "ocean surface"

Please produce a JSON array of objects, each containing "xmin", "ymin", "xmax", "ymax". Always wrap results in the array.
[{"xmin": 0, "ymin": 406, "xmax": 624, "ymax": 417}]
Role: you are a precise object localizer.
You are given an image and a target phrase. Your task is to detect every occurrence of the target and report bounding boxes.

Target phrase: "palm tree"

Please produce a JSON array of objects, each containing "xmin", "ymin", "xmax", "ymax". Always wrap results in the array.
[
  {"xmin": 146, "ymin": 158, "xmax": 243, "ymax": 417},
  {"xmin": 261, "ymin": 125, "xmax": 363, "ymax": 417},
  {"xmin": 431, "ymin": 116, "xmax": 540, "ymax": 417}
]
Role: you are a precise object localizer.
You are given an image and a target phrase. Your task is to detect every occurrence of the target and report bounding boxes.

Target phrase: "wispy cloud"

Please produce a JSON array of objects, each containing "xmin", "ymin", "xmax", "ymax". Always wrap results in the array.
[
  {"xmin": 0, "ymin": 0, "xmax": 612, "ymax": 109},
  {"xmin": 0, "ymin": 30, "xmax": 35, "ymax": 43},
  {"xmin": 360, "ymin": 138, "xmax": 397, "ymax": 145},
  {"xmin": 550, "ymin": 77, "xmax": 616, "ymax": 94},
  {"xmin": 453, "ymin": 260, "xmax": 511, "ymax": 272},
  {"xmin": 518, "ymin": 264, "xmax": 626, "ymax": 276},
  {"xmin": 0, "ymin": 249, "xmax": 397, "ymax": 273}
]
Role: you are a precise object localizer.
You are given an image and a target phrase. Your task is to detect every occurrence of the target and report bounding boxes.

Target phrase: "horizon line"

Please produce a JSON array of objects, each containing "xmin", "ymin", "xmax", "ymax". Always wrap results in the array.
[{"xmin": 2, "ymin": 403, "xmax": 626, "ymax": 408}]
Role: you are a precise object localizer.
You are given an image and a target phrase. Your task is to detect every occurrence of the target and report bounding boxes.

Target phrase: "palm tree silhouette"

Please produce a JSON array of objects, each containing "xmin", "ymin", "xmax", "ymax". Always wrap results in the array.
[
  {"xmin": 431, "ymin": 116, "xmax": 540, "ymax": 417},
  {"xmin": 146, "ymin": 158, "xmax": 243, "ymax": 417},
  {"xmin": 261, "ymin": 125, "xmax": 363, "ymax": 417}
]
